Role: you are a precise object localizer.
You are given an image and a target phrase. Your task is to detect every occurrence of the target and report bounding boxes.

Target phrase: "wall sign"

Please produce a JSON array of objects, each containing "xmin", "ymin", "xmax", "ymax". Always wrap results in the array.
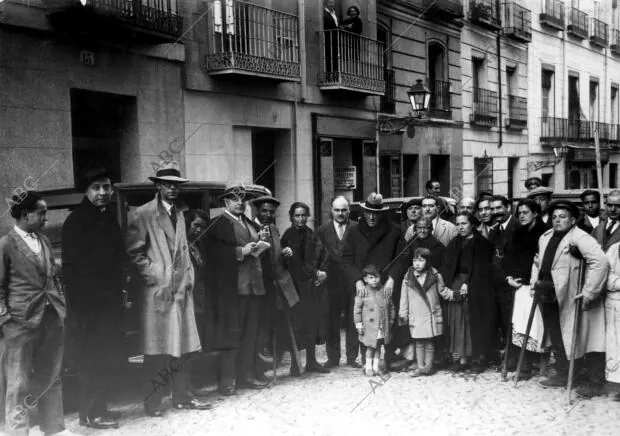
[
  {"xmin": 80, "ymin": 51, "xmax": 96, "ymax": 66},
  {"xmin": 334, "ymin": 166, "xmax": 357, "ymax": 190}
]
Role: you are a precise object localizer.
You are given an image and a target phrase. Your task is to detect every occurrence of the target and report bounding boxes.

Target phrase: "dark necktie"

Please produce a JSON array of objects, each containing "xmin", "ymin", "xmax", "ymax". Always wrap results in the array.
[
  {"xmin": 169, "ymin": 205, "xmax": 177, "ymax": 230},
  {"xmin": 606, "ymin": 219, "xmax": 617, "ymax": 240}
]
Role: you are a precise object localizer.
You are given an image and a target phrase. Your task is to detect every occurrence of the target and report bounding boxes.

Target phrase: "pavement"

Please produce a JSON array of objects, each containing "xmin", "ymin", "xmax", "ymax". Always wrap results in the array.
[{"xmin": 24, "ymin": 344, "xmax": 620, "ymax": 436}]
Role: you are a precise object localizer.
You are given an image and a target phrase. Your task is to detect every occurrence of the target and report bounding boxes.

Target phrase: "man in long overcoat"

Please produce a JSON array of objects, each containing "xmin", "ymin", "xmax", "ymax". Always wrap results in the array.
[
  {"xmin": 62, "ymin": 168, "xmax": 124, "ymax": 429},
  {"xmin": 204, "ymin": 183, "xmax": 269, "ymax": 395},
  {"xmin": 530, "ymin": 200, "xmax": 608, "ymax": 397},
  {"xmin": 126, "ymin": 163, "xmax": 210, "ymax": 416}
]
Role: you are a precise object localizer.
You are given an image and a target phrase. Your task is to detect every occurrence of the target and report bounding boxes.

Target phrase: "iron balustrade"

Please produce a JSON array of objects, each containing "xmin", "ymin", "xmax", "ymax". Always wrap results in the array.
[
  {"xmin": 206, "ymin": 0, "xmax": 300, "ymax": 80},
  {"xmin": 540, "ymin": 117, "xmax": 620, "ymax": 143},
  {"xmin": 507, "ymin": 95, "xmax": 527, "ymax": 128},
  {"xmin": 429, "ymin": 79, "xmax": 452, "ymax": 119},
  {"xmin": 567, "ymin": 7, "xmax": 588, "ymax": 39},
  {"xmin": 319, "ymin": 29, "xmax": 385, "ymax": 95},
  {"xmin": 612, "ymin": 29, "xmax": 620, "ymax": 55},
  {"xmin": 471, "ymin": 87, "xmax": 498, "ymax": 126},
  {"xmin": 503, "ymin": 1, "xmax": 531, "ymax": 42},
  {"xmin": 469, "ymin": 0, "xmax": 500, "ymax": 29},
  {"xmin": 540, "ymin": 0, "xmax": 564, "ymax": 29},
  {"xmin": 590, "ymin": 18, "xmax": 609, "ymax": 47}
]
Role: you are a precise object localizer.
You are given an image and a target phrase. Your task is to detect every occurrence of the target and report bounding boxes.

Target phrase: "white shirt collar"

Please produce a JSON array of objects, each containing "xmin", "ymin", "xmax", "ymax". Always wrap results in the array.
[
  {"xmin": 161, "ymin": 199, "xmax": 173, "ymax": 214},
  {"xmin": 501, "ymin": 215, "xmax": 512, "ymax": 230},
  {"xmin": 225, "ymin": 210, "xmax": 242, "ymax": 222},
  {"xmin": 333, "ymin": 220, "xmax": 347, "ymax": 230},
  {"xmin": 432, "ymin": 217, "xmax": 439, "ymax": 229},
  {"xmin": 14, "ymin": 225, "xmax": 36, "ymax": 239},
  {"xmin": 589, "ymin": 216, "xmax": 600, "ymax": 227},
  {"xmin": 325, "ymin": 8, "xmax": 338, "ymax": 25}
]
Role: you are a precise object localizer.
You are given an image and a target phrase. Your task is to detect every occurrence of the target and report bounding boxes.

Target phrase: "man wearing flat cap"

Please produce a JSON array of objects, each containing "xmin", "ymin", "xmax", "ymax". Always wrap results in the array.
[
  {"xmin": 525, "ymin": 177, "xmax": 542, "ymax": 192},
  {"xmin": 527, "ymin": 186, "xmax": 554, "ymax": 228},
  {"xmin": 530, "ymin": 200, "xmax": 607, "ymax": 398},
  {"xmin": 126, "ymin": 162, "xmax": 210, "ymax": 416},
  {"xmin": 204, "ymin": 182, "xmax": 269, "ymax": 395},
  {"xmin": 400, "ymin": 198, "xmax": 422, "ymax": 240},
  {"xmin": 62, "ymin": 168, "xmax": 124, "ymax": 429}
]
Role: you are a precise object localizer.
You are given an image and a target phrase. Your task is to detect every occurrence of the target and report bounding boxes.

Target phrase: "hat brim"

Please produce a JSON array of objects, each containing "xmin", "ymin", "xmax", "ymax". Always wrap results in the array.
[
  {"xmin": 360, "ymin": 203, "xmax": 390, "ymax": 212},
  {"xmin": 547, "ymin": 200, "xmax": 580, "ymax": 218},
  {"xmin": 217, "ymin": 189, "xmax": 251, "ymax": 202},
  {"xmin": 251, "ymin": 195, "xmax": 281, "ymax": 206},
  {"xmin": 149, "ymin": 176, "xmax": 189, "ymax": 183}
]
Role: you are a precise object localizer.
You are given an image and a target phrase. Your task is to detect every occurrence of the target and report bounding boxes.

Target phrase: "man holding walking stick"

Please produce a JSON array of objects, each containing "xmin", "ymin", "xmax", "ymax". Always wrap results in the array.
[{"xmin": 529, "ymin": 200, "xmax": 608, "ymax": 398}]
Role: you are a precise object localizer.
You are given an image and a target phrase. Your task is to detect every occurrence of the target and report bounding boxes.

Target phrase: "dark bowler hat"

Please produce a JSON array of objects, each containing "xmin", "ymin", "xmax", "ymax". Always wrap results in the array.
[
  {"xmin": 525, "ymin": 177, "xmax": 543, "ymax": 190},
  {"xmin": 360, "ymin": 192, "xmax": 390, "ymax": 212},
  {"xmin": 547, "ymin": 200, "xmax": 579, "ymax": 218},
  {"xmin": 148, "ymin": 161, "xmax": 188, "ymax": 184},
  {"xmin": 252, "ymin": 187, "xmax": 281, "ymax": 207},
  {"xmin": 79, "ymin": 168, "xmax": 112, "ymax": 192},
  {"xmin": 400, "ymin": 197, "xmax": 422, "ymax": 215}
]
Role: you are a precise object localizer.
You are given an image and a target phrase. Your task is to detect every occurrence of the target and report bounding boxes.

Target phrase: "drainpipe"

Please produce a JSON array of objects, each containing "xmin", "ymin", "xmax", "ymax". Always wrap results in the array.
[{"xmin": 496, "ymin": 0, "xmax": 503, "ymax": 149}]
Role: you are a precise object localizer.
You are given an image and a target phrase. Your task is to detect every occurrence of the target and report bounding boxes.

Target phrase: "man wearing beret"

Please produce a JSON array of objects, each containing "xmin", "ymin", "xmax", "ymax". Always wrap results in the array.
[
  {"xmin": 530, "ymin": 200, "xmax": 608, "ymax": 398},
  {"xmin": 126, "ymin": 162, "xmax": 210, "ymax": 416},
  {"xmin": 62, "ymin": 169, "xmax": 124, "ymax": 429},
  {"xmin": 400, "ymin": 198, "xmax": 422, "ymax": 238},
  {"xmin": 527, "ymin": 186, "xmax": 553, "ymax": 228}
]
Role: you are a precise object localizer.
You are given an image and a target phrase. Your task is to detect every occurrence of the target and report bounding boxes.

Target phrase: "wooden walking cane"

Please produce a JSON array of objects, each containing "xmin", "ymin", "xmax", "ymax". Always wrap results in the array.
[
  {"xmin": 566, "ymin": 259, "xmax": 586, "ymax": 405},
  {"xmin": 514, "ymin": 293, "xmax": 539, "ymax": 387},
  {"xmin": 501, "ymin": 286, "xmax": 517, "ymax": 381}
]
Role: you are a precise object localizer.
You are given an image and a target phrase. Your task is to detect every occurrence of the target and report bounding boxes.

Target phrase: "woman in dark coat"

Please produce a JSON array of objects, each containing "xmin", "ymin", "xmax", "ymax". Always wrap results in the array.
[
  {"xmin": 281, "ymin": 202, "xmax": 331, "ymax": 373},
  {"xmin": 341, "ymin": 5, "xmax": 363, "ymax": 34},
  {"xmin": 441, "ymin": 211, "xmax": 495, "ymax": 373}
]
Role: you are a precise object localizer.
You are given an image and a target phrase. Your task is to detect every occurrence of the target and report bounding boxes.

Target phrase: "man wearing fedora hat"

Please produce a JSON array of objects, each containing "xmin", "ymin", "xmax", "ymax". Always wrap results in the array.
[
  {"xmin": 62, "ymin": 168, "xmax": 124, "ymax": 429},
  {"xmin": 530, "ymin": 200, "xmax": 607, "ymax": 397},
  {"xmin": 204, "ymin": 182, "xmax": 269, "ymax": 394},
  {"xmin": 126, "ymin": 162, "xmax": 211, "ymax": 416}
]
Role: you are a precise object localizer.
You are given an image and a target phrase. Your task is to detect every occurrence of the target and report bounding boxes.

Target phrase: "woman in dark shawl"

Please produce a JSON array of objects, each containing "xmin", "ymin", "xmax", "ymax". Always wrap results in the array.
[
  {"xmin": 441, "ymin": 211, "xmax": 495, "ymax": 373},
  {"xmin": 341, "ymin": 5, "xmax": 363, "ymax": 34},
  {"xmin": 281, "ymin": 202, "xmax": 331, "ymax": 374}
]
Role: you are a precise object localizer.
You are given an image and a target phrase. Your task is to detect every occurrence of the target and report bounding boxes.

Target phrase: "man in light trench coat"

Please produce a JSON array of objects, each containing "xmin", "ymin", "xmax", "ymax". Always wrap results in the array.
[
  {"xmin": 126, "ymin": 163, "xmax": 211, "ymax": 417},
  {"xmin": 530, "ymin": 200, "xmax": 608, "ymax": 398}
]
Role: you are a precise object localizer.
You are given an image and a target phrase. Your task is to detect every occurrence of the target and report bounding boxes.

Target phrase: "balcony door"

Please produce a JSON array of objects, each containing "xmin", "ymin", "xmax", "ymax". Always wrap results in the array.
[
  {"xmin": 428, "ymin": 42, "xmax": 449, "ymax": 116},
  {"xmin": 568, "ymin": 75, "xmax": 581, "ymax": 138}
]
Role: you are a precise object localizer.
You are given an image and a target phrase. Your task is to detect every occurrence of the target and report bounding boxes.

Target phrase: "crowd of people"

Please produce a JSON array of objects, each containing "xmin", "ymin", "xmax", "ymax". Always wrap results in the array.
[{"xmin": 1, "ymin": 162, "xmax": 620, "ymax": 435}]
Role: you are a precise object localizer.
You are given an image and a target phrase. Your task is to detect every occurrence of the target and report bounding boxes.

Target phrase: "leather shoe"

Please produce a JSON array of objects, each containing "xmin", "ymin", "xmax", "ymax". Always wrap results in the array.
[
  {"xmin": 305, "ymin": 363, "xmax": 330, "ymax": 374},
  {"xmin": 103, "ymin": 410, "xmax": 122, "ymax": 420},
  {"xmin": 290, "ymin": 365, "xmax": 301, "ymax": 377},
  {"xmin": 218, "ymin": 385, "xmax": 236, "ymax": 396},
  {"xmin": 174, "ymin": 398, "xmax": 212, "ymax": 410},
  {"xmin": 346, "ymin": 360, "xmax": 362, "ymax": 369},
  {"xmin": 237, "ymin": 377, "xmax": 268, "ymax": 390},
  {"xmin": 255, "ymin": 373, "xmax": 273, "ymax": 384},
  {"xmin": 144, "ymin": 406, "xmax": 165, "ymax": 418},
  {"xmin": 79, "ymin": 416, "xmax": 120, "ymax": 429},
  {"xmin": 323, "ymin": 359, "xmax": 340, "ymax": 368},
  {"xmin": 190, "ymin": 385, "xmax": 215, "ymax": 397}
]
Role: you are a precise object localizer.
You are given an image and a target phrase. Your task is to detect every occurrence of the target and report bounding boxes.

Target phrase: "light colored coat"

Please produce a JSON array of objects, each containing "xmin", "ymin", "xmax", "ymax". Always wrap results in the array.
[
  {"xmin": 604, "ymin": 242, "xmax": 620, "ymax": 382},
  {"xmin": 399, "ymin": 267, "xmax": 445, "ymax": 339},
  {"xmin": 530, "ymin": 226, "xmax": 608, "ymax": 359},
  {"xmin": 354, "ymin": 286, "xmax": 395, "ymax": 347},
  {"xmin": 126, "ymin": 195, "xmax": 200, "ymax": 357}
]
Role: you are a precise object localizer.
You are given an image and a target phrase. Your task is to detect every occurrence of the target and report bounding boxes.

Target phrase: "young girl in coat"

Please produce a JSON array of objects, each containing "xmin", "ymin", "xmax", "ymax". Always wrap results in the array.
[
  {"xmin": 354, "ymin": 265, "xmax": 395, "ymax": 376},
  {"xmin": 399, "ymin": 248, "xmax": 447, "ymax": 377}
]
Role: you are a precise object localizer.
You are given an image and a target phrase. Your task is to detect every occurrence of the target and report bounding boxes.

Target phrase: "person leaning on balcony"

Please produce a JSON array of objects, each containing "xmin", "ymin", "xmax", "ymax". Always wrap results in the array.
[
  {"xmin": 323, "ymin": 0, "xmax": 340, "ymax": 73},
  {"xmin": 341, "ymin": 5, "xmax": 362, "ymax": 34}
]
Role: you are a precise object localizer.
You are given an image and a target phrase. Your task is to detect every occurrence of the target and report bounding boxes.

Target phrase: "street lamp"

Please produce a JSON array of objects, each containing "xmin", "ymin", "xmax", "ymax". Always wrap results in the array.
[{"xmin": 379, "ymin": 79, "xmax": 432, "ymax": 135}]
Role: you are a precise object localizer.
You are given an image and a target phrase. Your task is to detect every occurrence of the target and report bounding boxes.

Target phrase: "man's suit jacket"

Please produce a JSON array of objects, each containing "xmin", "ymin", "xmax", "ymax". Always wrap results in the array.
[
  {"xmin": 433, "ymin": 217, "xmax": 458, "ymax": 247},
  {"xmin": 323, "ymin": 9, "xmax": 339, "ymax": 30},
  {"xmin": 0, "ymin": 229, "xmax": 65, "ymax": 329},
  {"xmin": 489, "ymin": 215, "xmax": 519, "ymax": 288},
  {"xmin": 592, "ymin": 217, "xmax": 620, "ymax": 252},
  {"xmin": 576, "ymin": 214, "xmax": 600, "ymax": 235},
  {"xmin": 316, "ymin": 220, "xmax": 357, "ymax": 293}
]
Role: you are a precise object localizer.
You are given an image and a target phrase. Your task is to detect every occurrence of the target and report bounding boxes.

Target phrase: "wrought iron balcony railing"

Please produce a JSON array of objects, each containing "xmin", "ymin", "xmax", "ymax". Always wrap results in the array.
[
  {"xmin": 540, "ymin": 117, "xmax": 620, "ymax": 143},
  {"xmin": 539, "ymin": 0, "xmax": 565, "ymax": 30},
  {"xmin": 590, "ymin": 18, "xmax": 609, "ymax": 47},
  {"xmin": 319, "ymin": 29, "xmax": 385, "ymax": 95},
  {"xmin": 506, "ymin": 96, "xmax": 527, "ymax": 129},
  {"xmin": 471, "ymin": 87, "xmax": 498, "ymax": 126},
  {"xmin": 381, "ymin": 69, "xmax": 396, "ymax": 113},
  {"xmin": 469, "ymin": 0, "xmax": 500, "ymax": 30},
  {"xmin": 567, "ymin": 7, "xmax": 588, "ymax": 39},
  {"xmin": 429, "ymin": 80, "xmax": 452, "ymax": 119},
  {"xmin": 503, "ymin": 1, "xmax": 531, "ymax": 42},
  {"xmin": 205, "ymin": 1, "xmax": 300, "ymax": 81},
  {"xmin": 422, "ymin": 0, "xmax": 464, "ymax": 20},
  {"xmin": 612, "ymin": 29, "xmax": 620, "ymax": 56},
  {"xmin": 46, "ymin": 0, "xmax": 183, "ymax": 39}
]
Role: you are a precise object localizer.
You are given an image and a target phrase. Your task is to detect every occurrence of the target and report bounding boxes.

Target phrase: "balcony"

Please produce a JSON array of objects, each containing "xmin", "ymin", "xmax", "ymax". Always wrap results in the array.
[
  {"xmin": 612, "ymin": 30, "xmax": 620, "ymax": 56},
  {"xmin": 469, "ymin": 0, "xmax": 500, "ymax": 30},
  {"xmin": 470, "ymin": 87, "xmax": 498, "ymax": 127},
  {"xmin": 46, "ymin": 0, "xmax": 183, "ymax": 42},
  {"xmin": 540, "ymin": 117, "xmax": 620, "ymax": 144},
  {"xmin": 381, "ymin": 69, "xmax": 396, "ymax": 113},
  {"xmin": 506, "ymin": 96, "xmax": 527, "ymax": 129},
  {"xmin": 567, "ymin": 7, "xmax": 588, "ymax": 39},
  {"xmin": 590, "ymin": 18, "xmax": 609, "ymax": 47},
  {"xmin": 205, "ymin": 1, "xmax": 300, "ymax": 82},
  {"xmin": 318, "ymin": 29, "xmax": 385, "ymax": 96},
  {"xmin": 539, "ymin": 0, "xmax": 565, "ymax": 30},
  {"xmin": 428, "ymin": 80, "xmax": 452, "ymax": 120},
  {"xmin": 503, "ymin": 2, "xmax": 531, "ymax": 42},
  {"xmin": 422, "ymin": 0, "xmax": 464, "ymax": 20}
]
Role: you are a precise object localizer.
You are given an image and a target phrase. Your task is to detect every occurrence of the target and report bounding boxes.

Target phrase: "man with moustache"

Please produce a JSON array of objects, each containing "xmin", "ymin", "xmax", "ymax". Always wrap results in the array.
[
  {"xmin": 317, "ymin": 196, "xmax": 360, "ymax": 368},
  {"xmin": 62, "ymin": 168, "xmax": 124, "ymax": 429},
  {"xmin": 458, "ymin": 197, "xmax": 476, "ymax": 215},
  {"xmin": 405, "ymin": 196, "xmax": 457, "ymax": 247},
  {"xmin": 576, "ymin": 190, "xmax": 602, "ymax": 234}
]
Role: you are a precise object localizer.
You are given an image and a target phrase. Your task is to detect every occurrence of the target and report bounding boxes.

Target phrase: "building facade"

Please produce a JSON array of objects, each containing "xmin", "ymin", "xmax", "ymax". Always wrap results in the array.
[{"xmin": 528, "ymin": 0, "xmax": 620, "ymax": 194}]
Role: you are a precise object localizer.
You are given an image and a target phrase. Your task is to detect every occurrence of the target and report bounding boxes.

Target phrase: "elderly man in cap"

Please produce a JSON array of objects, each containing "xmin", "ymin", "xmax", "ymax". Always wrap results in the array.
[
  {"xmin": 204, "ymin": 182, "xmax": 269, "ymax": 395},
  {"xmin": 527, "ymin": 186, "xmax": 553, "ymax": 228},
  {"xmin": 530, "ymin": 200, "xmax": 608, "ymax": 398},
  {"xmin": 343, "ymin": 193, "xmax": 404, "ymax": 369},
  {"xmin": 62, "ymin": 168, "xmax": 124, "ymax": 429},
  {"xmin": 525, "ymin": 177, "xmax": 542, "ymax": 192},
  {"xmin": 400, "ymin": 198, "xmax": 422, "ymax": 239},
  {"xmin": 406, "ymin": 196, "xmax": 458, "ymax": 247},
  {"xmin": 126, "ymin": 162, "xmax": 210, "ymax": 416}
]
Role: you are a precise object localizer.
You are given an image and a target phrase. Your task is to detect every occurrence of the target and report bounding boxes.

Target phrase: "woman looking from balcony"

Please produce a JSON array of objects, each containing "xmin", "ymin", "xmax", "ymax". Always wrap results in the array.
[{"xmin": 341, "ymin": 5, "xmax": 362, "ymax": 35}]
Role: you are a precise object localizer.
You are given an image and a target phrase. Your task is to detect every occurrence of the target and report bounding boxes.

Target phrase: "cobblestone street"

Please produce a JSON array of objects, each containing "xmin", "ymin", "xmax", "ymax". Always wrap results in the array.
[{"xmin": 29, "ymin": 345, "xmax": 620, "ymax": 436}]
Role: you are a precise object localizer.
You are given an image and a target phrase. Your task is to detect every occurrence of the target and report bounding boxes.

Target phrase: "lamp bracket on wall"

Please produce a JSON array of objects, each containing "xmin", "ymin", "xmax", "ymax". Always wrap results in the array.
[{"xmin": 378, "ymin": 115, "xmax": 425, "ymax": 136}]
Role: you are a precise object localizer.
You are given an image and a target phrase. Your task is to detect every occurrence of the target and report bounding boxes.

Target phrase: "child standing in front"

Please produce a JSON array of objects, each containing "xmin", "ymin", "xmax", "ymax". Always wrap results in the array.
[
  {"xmin": 399, "ymin": 248, "xmax": 447, "ymax": 377},
  {"xmin": 354, "ymin": 265, "xmax": 395, "ymax": 376}
]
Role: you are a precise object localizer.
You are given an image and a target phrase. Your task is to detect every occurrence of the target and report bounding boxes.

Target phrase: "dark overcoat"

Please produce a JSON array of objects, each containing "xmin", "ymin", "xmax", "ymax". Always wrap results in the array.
[{"xmin": 441, "ymin": 232, "xmax": 496, "ymax": 356}]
